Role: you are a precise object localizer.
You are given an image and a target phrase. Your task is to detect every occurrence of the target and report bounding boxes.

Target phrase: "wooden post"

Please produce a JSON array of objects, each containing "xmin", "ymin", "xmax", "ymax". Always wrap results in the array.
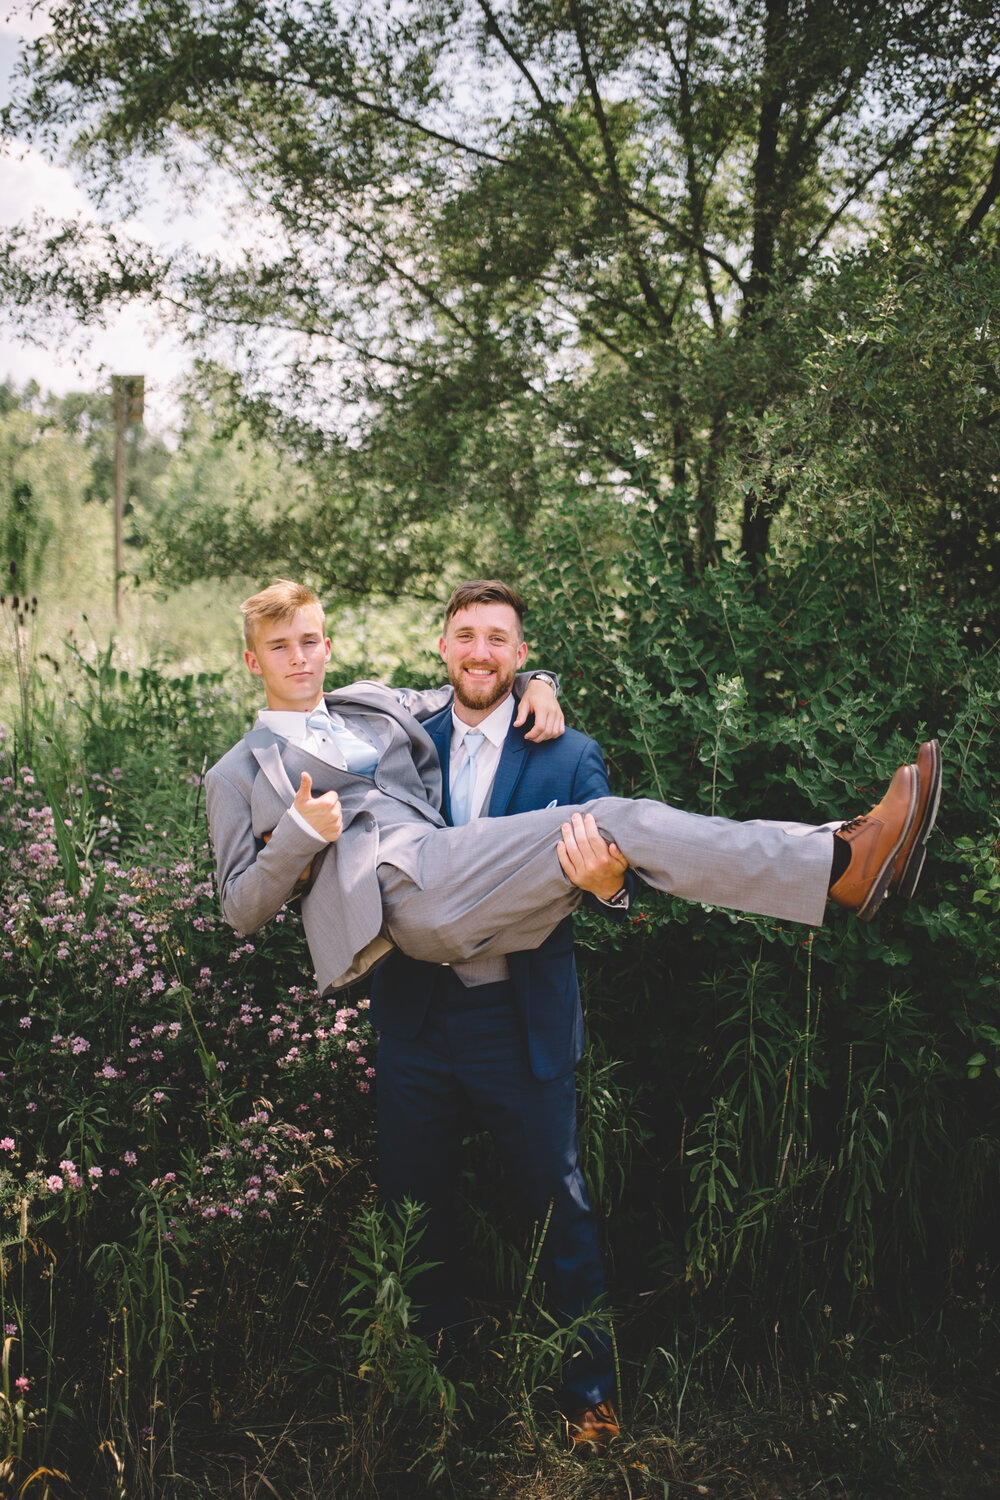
[
  {"xmin": 111, "ymin": 376, "xmax": 145, "ymax": 622},
  {"xmin": 112, "ymin": 381, "xmax": 125, "ymax": 621}
]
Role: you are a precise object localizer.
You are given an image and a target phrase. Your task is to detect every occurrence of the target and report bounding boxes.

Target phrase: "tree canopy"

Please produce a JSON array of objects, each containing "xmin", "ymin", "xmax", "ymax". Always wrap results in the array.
[{"xmin": 3, "ymin": 1, "xmax": 1000, "ymax": 599}]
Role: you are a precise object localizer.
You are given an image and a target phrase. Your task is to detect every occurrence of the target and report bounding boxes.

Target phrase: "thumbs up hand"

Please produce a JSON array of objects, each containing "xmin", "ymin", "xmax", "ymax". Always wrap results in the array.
[{"xmin": 292, "ymin": 770, "xmax": 344, "ymax": 843}]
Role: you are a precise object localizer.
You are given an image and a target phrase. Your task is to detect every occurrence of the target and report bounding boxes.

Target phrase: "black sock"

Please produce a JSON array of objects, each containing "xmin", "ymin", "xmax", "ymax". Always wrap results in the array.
[{"xmin": 829, "ymin": 833, "xmax": 850, "ymax": 886}]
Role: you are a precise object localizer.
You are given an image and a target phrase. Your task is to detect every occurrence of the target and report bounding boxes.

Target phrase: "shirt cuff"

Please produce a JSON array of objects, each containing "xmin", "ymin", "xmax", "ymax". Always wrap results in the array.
[
  {"xmin": 595, "ymin": 886, "xmax": 630, "ymax": 911},
  {"xmin": 287, "ymin": 804, "xmax": 328, "ymax": 845}
]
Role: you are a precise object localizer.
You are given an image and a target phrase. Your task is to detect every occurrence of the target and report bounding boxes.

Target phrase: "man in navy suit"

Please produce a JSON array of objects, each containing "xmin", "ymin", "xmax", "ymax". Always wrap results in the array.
[{"xmin": 370, "ymin": 579, "xmax": 631, "ymax": 1453}]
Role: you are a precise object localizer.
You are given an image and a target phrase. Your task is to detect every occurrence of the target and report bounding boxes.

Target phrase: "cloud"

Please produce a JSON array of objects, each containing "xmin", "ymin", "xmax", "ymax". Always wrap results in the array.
[
  {"xmin": 0, "ymin": 3, "xmax": 55, "ymax": 42},
  {"xmin": 0, "ymin": 139, "xmax": 93, "ymax": 221}
]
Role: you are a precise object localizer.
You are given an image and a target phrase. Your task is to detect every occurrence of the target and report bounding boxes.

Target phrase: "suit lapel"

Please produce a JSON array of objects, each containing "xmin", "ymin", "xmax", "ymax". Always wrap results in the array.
[
  {"xmin": 245, "ymin": 725, "xmax": 368, "ymax": 800},
  {"xmin": 488, "ymin": 723, "xmax": 532, "ymax": 817},
  {"xmin": 428, "ymin": 714, "xmax": 456, "ymax": 822},
  {"xmin": 244, "ymin": 725, "xmax": 342, "ymax": 797},
  {"xmin": 250, "ymin": 738, "xmax": 298, "ymax": 804}
]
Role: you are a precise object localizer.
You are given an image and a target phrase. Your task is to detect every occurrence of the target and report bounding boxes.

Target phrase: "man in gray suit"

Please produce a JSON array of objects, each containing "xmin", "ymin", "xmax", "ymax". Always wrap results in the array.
[{"xmin": 206, "ymin": 581, "xmax": 942, "ymax": 1001}]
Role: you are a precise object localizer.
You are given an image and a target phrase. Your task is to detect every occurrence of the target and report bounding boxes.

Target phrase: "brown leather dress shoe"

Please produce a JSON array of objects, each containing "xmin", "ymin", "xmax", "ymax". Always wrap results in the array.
[
  {"xmin": 829, "ymin": 764, "xmax": 917, "ymax": 922},
  {"xmin": 890, "ymin": 739, "xmax": 942, "ymax": 899},
  {"xmin": 566, "ymin": 1399, "xmax": 620, "ymax": 1456}
]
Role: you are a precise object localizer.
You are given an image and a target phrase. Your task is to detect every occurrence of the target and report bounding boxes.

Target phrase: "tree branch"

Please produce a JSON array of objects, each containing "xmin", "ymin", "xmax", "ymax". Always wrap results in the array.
[{"xmin": 958, "ymin": 134, "xmax": 1000, "ymax": 242}]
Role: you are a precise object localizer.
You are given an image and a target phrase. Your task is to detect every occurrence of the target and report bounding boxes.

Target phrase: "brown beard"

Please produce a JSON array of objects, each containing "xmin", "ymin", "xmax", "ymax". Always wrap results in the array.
[{"xmin": 449, "ymin": 663, "xmax": 516, "ymax": 714}]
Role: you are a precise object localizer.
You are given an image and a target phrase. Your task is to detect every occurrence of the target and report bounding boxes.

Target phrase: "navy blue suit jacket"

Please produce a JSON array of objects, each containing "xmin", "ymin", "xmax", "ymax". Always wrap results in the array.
[{"xmin": 369, "ymin": 705, "xmax": 631, "ymax": 1081}]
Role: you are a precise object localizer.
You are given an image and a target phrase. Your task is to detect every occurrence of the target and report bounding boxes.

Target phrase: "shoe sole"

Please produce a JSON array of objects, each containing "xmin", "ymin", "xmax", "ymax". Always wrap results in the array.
[
  {"xmin": 856, "ymin": 768, "xmax": 919, "ymax": 922},
  {"xmin": 894, "ymin": 739, "xmax": 942, "ymax": 900}
]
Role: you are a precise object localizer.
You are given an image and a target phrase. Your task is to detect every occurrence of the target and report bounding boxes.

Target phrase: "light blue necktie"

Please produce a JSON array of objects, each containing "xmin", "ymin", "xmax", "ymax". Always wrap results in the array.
[
  {"xmin": 450, "ymin": 731, "xmax": 485, "ymax": 825},
  {"xmin": 306, "ymin": 707, "xmax": 379, "ymax": 778}
]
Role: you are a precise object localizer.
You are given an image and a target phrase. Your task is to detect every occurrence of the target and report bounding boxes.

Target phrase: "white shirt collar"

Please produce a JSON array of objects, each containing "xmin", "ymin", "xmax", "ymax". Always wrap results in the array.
[
  {"xmin": 450, "ymin": 692, "xmax": 515, "ymax": 750},
  {"xmin": 257, "ymin": 707, "xmax": 314, "ymax": 737}
]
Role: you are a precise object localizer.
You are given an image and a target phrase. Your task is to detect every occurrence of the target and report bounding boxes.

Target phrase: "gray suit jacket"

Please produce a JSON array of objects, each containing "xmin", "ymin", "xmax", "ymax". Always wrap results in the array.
[{"xmin": 205, "ymin": 676, "xmax": 543, "ymax": 992}]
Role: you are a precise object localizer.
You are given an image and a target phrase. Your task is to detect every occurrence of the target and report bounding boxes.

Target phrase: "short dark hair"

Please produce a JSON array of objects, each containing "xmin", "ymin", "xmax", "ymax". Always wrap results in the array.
[{"xmin": 443, "ymin": 579, "xmax": 527, "ymax": 639}]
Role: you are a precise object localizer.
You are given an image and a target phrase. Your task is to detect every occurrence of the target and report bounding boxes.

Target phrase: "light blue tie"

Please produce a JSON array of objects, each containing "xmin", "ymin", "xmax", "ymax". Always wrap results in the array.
[
  {"xmin": 306, "ymin": 707, "xmax": 379, "ymax": 778},
  {"xmin": 450, "ymin": 731, "xmax": 485, "ymax": 825}
]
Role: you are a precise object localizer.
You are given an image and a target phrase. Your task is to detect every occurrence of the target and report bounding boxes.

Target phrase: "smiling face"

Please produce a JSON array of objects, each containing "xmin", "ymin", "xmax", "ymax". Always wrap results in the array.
[
  {"xmin": 439, "ymin": 601, "xmax": 528, "ymax": 723},
  {"xmin": 244, "ymin": 605, "xmax": 332, "ymax": 713}
]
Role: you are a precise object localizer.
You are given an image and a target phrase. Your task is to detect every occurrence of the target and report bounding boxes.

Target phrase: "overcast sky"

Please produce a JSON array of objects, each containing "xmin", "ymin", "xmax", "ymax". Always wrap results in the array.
[{"xmin": 0, "ymin": 8, "xmax": 201, "ymax": 431}]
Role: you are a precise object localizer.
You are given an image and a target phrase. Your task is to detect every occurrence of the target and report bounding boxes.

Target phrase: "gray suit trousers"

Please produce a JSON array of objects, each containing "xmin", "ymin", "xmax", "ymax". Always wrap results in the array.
[{"xmin": 377, "ymin": 797, "xmax": 837, "ymax": 965}]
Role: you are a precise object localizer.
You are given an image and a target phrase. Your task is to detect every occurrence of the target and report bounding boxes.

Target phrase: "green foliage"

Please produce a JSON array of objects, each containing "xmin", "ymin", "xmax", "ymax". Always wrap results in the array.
[
  {"xmin": 0, "ymin": 259, "xmax": 997, "ymax": 1490},
  {"xmin": 575, "ymin": 1035, "xmax": 648, "ymax": 1227},
  {"xmin": 0, "ymin": 542, "xmax": 998, "ymax": 1491},
  {"xmin": 753, "ymin": 252, "xmax": 1000, "ymax": 632},
  {"xmin": 338, "ymin": 1201, "xmax": 470, "ymax": 1489},
  {"xmin": 0, "ymin": 379, "xmax": 445, "ymax": 707},
  {"xmin": 0, "ymin": 381, "xmax": 262, "ymax": 697},
  {"xmin": 5, "ymin": 2, "xmax": 1000, "ymax": 590},
  {"xmin": 55, "ymin": 634, "xmax": 249, "ymax": 800},
  {"xmin": 0, "ymin": 384, "xmax": 168, "ymax": 599},
  {"xmin": 0, "ymin": 669, "xmax": 384, "ymax": 1489},
  {"xmin": 516, "ymin": 490, "xmax": 1000, "ymax": 1335}
]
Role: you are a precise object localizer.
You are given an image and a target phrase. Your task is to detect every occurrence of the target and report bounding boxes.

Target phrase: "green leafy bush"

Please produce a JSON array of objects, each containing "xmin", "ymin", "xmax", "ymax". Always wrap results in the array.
[
  {"xmin": 519, "ymin": 505, "xmax": 1000, "ymax": 1332},
  {"xmin": 1, "ymin": 527, "xmax": 998, "ymax": 1492}
]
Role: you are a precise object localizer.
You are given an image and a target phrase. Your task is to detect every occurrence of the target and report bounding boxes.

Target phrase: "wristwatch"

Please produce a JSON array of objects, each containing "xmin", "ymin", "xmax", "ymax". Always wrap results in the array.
[
  {"xmin": 603, "ymin": 886, "xmax": 630, "ymax": 910},
  {"xmin": 532, "ymin": 673, "xmax": 558, "ymax": 691}
]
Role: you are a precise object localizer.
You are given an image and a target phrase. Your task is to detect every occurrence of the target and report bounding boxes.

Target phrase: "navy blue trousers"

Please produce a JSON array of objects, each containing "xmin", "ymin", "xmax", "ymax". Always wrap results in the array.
[{"xmin": 376, "ymin": 974, "xmax": 612, "ymax": 1407}]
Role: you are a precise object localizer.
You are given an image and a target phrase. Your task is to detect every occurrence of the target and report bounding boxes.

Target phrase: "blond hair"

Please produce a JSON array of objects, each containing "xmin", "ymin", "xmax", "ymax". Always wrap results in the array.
[{"xmin": 241, "ymin": 580, "xmax": 325, "ymax": 649}]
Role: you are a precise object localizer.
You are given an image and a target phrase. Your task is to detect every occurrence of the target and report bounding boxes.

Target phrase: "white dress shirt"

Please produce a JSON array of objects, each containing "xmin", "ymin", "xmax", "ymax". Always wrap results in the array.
[
  {"xmin": 447, "ymin": 695, "xmax": 516, "ymax": 822},
  {"xmin": 446, "ymin": 697, "xmax": 516, "ymax": 987}
]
